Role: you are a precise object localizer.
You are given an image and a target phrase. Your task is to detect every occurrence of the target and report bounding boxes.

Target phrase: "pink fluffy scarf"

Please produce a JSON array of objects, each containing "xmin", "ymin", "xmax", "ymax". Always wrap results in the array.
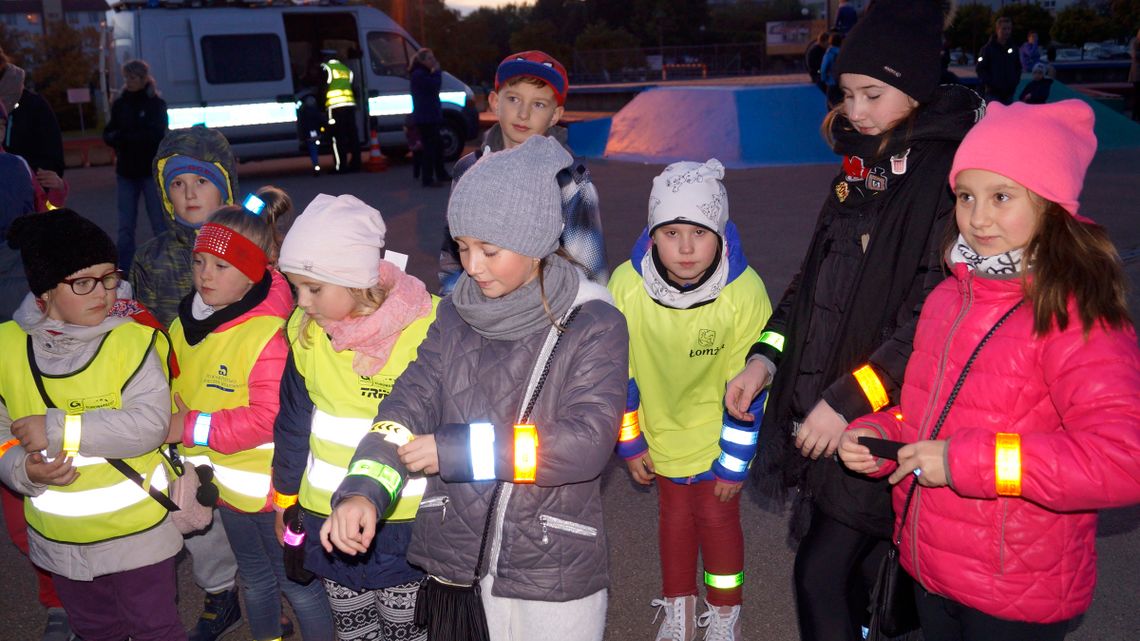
[{"xmin": 319, "ymin": 261, "xmax": 432, "ymax": 376}]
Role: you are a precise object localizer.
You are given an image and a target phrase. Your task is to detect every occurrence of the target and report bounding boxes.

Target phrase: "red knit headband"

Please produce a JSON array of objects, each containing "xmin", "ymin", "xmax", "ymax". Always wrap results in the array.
[{"xmin": 193, "ymin": 223, "xmax": 268, "ymax": 283}]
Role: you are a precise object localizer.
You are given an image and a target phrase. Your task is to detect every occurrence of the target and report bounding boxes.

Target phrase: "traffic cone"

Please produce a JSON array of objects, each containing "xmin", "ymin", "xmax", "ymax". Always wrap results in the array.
[{"xmin": 365, "ymin": 129, "xmax": 388, "ymax": 173}]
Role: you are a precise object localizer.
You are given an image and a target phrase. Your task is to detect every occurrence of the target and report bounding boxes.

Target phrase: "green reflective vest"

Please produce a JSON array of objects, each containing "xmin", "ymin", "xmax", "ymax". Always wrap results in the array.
[{"xmin": 322, "ymin": 59, "xmax": 356, "ymax": 109}]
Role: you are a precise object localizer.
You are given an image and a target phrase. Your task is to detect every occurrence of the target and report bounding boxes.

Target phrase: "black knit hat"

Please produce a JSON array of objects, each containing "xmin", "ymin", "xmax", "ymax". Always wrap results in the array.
[
  {"xmin": 6, "ymin": 210, "xmax": 118, "ymax": 296},
  {"xmin": 833, "ymin": 0, "xmax": 944, "ymax": 103}
]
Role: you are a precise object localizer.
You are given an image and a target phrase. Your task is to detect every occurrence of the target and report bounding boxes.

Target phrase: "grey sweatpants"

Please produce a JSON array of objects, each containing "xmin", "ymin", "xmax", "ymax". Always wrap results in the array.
[{"xmin": 183, "ymin": 507, "xmax": 238, "ymax": 593}]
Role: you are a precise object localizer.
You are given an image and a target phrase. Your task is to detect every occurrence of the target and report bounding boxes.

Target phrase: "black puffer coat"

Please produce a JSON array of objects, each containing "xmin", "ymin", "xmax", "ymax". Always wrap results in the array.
[
  {"xmin": 748, "ymin": 84, "xmax": 985, "ymax": 539},
  {"xmin": 334, "ymin": 283, "xmax": 627, "ymax": 601},
  {"xmin": 104, "ymin": 86, "xmax": 168, "ymax": 179}
]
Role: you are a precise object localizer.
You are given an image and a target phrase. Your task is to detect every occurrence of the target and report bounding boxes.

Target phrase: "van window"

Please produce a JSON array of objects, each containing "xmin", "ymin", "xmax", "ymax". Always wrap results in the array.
[
  {"xmin": 201, "ymin": 34, "xmax": 285, "ymax": 84},
  {"xmin": 368, "ymin": 32, "xmax": 416, "ymax": 77}
]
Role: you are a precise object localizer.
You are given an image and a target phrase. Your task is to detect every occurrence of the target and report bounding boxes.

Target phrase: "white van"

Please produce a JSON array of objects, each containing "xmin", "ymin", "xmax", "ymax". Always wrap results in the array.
[{"xmin": 107, "ymin": 3, "xmax": 479, "ymax": 161}]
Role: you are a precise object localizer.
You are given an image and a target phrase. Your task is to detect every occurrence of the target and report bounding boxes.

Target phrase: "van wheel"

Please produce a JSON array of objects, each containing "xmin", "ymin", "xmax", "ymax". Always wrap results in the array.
[
  {"xmin": 381, "ymin": 146, "xmax": 409, "ymax": 160},
  {"xmin": 440, "ymin": 119, "xmax": 464, "ymax": 162}
]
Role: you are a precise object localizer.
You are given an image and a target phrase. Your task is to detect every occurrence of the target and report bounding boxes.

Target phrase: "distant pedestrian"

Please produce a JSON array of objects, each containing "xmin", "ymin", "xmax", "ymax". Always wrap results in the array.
[
  {"xmin": 1019, "ymin": 30, "xmax": 1042, "ymax": 73},
  {"xmin": 104, "ymin": 59, "xmax": 169, "ymax": 272},
  {"xmin": 1020, "ymin": 63, "xmax": 1053, "ymax": 104},
  {"xmin": 834, "ymin": 0, "xmax": 858, "ymax": 34},
  {"xmin": 409, "ymin": 48, "xmax": 450, "ymax": 187},
  {"xmin": 322, "ymin": 51, "xmax": 361, "ymax": 173},
  {"xmin": 820, "ymin": 32, "xmax": 844, "ymax": 108},
  {"xmin": 976, "ymin": 17, "xmax": 1020, "ymax": 104},
  {"xmin": 806, "ymin": 31, "xmax": 829, "ymax": 94}
]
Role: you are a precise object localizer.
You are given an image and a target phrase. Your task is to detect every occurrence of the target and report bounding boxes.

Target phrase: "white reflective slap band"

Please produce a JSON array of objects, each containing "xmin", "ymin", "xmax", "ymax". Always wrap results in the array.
[
  {"xmin": 193, "ymin": 413, "xmax": 212, "ymax": 447},
  {"xmin": 469, "ymin": 422, "xmax": 496, "ymax": 481},
  {"xmin": 717, "ymin": 452, "xmax": 749, "ymax": 473},
  {"xmin": 720, "ymin": 425, "xmax": 759, "ymax": 446}
]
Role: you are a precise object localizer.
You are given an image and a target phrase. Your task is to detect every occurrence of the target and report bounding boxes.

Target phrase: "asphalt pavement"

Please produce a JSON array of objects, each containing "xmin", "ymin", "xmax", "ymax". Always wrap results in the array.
[{"xmin": 1, "ymin": 147, "xmax": 1138, "ymax": 641}]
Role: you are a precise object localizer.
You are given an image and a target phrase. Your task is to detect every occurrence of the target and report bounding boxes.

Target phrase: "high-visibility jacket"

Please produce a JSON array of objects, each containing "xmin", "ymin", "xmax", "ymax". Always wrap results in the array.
[
  {"xmin": 322, "ymin": 59, "xmax": 356, "ymax": 110},
  {"xmin": 0, "ymin": 321, "xmax": 171, "ymax": 544},
  {"xmin": 287, "ymin": 303, "xmax": 437, "ymax": 519},
  {"xmin": 170, "ymin": 315, "xmax": 283, "ymax": 513}
]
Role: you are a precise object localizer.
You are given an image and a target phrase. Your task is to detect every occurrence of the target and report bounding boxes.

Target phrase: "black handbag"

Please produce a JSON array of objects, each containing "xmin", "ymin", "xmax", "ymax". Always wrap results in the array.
[
  {"xmin": 867, "ymin": 302, "xmax": 1021, "ymax": 641},
  {"xmin": 414, "ymin": 307, "xmax": 580, "ymax": 641}
]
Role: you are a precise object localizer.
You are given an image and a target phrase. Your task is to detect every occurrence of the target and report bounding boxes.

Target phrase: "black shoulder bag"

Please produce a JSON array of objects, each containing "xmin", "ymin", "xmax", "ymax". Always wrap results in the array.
[
  {"xmin": 414, "ymin": 306, "xmax": 581, "ymax": 641},
  {"xmin": 868, "ymin": 301, "xmax": 1022, "ymax": 641}
]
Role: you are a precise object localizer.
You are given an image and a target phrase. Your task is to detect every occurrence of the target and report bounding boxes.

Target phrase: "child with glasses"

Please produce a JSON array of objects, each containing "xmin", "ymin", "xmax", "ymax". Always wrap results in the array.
[{"xmin": 0, "ymin": 209, "xmax": 184, "ymax": 641}]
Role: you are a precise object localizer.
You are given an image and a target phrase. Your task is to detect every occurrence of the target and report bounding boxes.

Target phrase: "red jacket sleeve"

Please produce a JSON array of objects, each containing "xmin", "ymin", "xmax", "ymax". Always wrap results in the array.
[
  {"xmin": 948, "ymin": 325, "xmax": 1140, "ymax": 509},
  {"xmin": 183, "ymin": 331, "xmax": 288, "ymax": 455},
  {"xmin": 846, "ymin": 407, "xmax": 905, "ymax": 478}
]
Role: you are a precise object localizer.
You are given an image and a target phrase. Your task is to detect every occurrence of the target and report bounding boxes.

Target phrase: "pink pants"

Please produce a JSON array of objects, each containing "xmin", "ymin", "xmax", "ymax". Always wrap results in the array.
[{"xmin": 656, "ymin": 477, "xmax": 743, "ymax": 606}]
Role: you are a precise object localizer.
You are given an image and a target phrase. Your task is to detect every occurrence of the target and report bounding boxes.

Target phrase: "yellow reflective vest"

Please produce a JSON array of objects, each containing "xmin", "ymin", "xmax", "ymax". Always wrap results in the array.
[
  {"xmin": 322, "ymin": 59, "xmax": 356, "ymax": 110},
  {"xmin": 287, "ymin": 301, "xmax": 437, "ymax": 520},
  {"xmin": 0, "ymin": 321, "xmax": 171, "ymax": 544},
  {"xmin": 170, "ymin": 315, "xmax": 284, "ymax": 513}
]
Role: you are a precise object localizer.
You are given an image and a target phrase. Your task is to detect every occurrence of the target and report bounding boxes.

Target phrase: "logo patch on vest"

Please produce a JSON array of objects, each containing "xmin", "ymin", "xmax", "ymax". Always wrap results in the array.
[
  {"xmin": 66, "ymin": 394, "xmax": 118, "ymax": 412},
  {"xmin": 205, "ymin": 364, "xmax": 237, "ymax": 393},
  {"xmin": 359, "ymin": 376, "xmax": 394, "ymax": 401},
  {"xmin": 690, "ymin": 329, "xmax": 725, "ymax": 358}
]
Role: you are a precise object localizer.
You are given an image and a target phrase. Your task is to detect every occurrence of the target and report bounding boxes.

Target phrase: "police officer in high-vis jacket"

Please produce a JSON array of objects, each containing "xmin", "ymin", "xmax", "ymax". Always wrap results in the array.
[{"xmin": 320, "ymin": 51, "xmax": 361, "ymax": 173}]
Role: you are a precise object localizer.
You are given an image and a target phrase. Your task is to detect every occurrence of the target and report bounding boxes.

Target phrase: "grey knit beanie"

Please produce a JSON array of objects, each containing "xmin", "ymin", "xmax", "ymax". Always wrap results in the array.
[{"xmin": 447, "ymin": 135, "xmax": 572, "ymax": 258}]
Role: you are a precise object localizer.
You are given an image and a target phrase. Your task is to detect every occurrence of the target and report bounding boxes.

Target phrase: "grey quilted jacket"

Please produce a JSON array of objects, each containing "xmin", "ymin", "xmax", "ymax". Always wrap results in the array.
[{"xmin": 333, "ymin": 281, "xmax": 627, "ymax": 602}]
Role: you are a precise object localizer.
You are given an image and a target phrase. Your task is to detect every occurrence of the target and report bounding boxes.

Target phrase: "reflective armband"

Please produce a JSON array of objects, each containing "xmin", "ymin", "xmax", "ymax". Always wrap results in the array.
[
  {"xmin": 618, "ymin": 412, "xmax": 641, "ymax": 442},
  {"xmin": 704, "ymin": 570, "xmax": 744, "ymax": 589},
  {"xmin": 852, "ymin": 364, "xmax": 889, "ymax": 411},
  {"xmin": 282, "ymin": 526, "xmax": 305, "ymax": 547},
  {"xmin": 757, "ymin": 330, "xmax": 785, "ymax": 353},
  {"xmin": 346, "ymin": 459, "xmax": 403, "ymax": 503},
  {"xmin": 193, "ymin": 413, "xmax": 212, "ymax": 447},
  {"xmin": 994, "ymin": 433, "xmax": 1022, "ymax": 497},
  {"xmin": 273, "ymin": 491, "xmax": 298, "ymax": 510},
  {"xmin": 371, "ymin": 421, "xmax": 415, "ymax": 447},
  {"xmin": 513, "ymin": 424, "xmax": 538, "ymax": 483},
  {"xmin": 469, "ymin": 422, "xmax": 497, "ymax": 481},
  {"xmin": 62, "ymin": 414, "xmax": 82, "ymax": 456},
  {"xmin": 0, "ymin": 438, "xmax": 19, "ymax": 457},
  {"xmin": 716, "ymin": 452, "xmax": 749, "ymax": 474},
  {"xmin": 720, "ymin": 423, "xmax": 759, "ymax": 446}
]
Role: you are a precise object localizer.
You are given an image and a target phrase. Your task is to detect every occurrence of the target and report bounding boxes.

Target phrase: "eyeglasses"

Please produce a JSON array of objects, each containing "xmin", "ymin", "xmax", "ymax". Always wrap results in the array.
[{"xmin": 59, "ymin": 270, "xmax": 123, "ymax": 296}]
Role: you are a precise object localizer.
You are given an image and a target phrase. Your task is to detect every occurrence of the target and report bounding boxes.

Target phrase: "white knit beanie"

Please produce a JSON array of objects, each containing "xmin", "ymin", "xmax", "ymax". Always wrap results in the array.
[
  {"xmin": 648, "ymin": 159, "xmax": 729, "ymax": 235},
  {"xmin": 278, "ymin": 194, "xmax": 386, "ymax": 288}
]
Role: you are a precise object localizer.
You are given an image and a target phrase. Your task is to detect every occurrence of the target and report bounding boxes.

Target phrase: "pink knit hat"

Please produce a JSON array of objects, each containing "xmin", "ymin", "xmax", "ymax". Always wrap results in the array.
[{"xmin": 949, "ymin": 100, "xmax": 1097, "ymax": 222}]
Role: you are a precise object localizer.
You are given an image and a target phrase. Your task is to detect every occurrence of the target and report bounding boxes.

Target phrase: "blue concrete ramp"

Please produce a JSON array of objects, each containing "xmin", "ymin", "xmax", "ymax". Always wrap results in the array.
[
  {"xmin": 1015, "ymin": 79, "xmax": 1140, "ymax": 150},
  {"xmin": 570, "ymin": 84, "xmax": 836, "ymax": 167}
]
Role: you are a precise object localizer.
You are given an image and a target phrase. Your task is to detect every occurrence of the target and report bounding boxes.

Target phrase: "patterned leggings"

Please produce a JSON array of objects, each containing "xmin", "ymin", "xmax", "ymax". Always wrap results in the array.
[{"xmin": 323, "ymin": 579, "xmax": 426, "ymax": 641}]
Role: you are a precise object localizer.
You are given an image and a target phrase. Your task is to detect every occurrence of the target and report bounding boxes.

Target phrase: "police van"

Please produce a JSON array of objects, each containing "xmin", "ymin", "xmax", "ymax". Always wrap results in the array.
[{"xmin": 106, "ymin": 2, "xmax": 479, "ymax": 161}]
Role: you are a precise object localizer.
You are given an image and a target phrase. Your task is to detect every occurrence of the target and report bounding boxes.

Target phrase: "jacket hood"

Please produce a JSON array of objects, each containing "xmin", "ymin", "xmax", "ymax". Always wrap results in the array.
[
  {"xmin": 216, "ymin": 270, "xmax": 294, "ymax": 333},
  {"xmin": 829, "ymin": 83, "xmax": 985, "ymax": 159},
  {"xmin": 153, "ymin": 126, "xmax": 239, "ymax": 220},
  {"xmin": 629, "ymin": 219, "xmax": 750, "ymax": 286}
]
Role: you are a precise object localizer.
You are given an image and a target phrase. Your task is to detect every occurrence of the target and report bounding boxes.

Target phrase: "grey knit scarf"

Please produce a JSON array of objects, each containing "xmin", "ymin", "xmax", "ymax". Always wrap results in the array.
[{"xmin": 451, "ymin": 253, "xmax": 579, "ymax": 341}]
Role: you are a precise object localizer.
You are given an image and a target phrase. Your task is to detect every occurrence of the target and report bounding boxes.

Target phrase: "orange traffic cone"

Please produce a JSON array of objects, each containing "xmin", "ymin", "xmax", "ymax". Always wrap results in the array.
[{"xmin": 365, "ymin": 129, "xmax": 388, "ymax": 173}]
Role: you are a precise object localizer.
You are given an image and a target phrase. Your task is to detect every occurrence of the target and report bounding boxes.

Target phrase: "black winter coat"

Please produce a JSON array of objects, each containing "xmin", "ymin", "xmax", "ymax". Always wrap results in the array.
[
  {"xmin": 104, "ymin": 88, "xmax": 168, "ymax": 179},
  {"xmin": 976, "ymin": 37, "xmax": 1021, "ymax": 103},
  {"xmin": 5, "ymin": 89, "xmax": 64, "ymax": 176},
  {"xmin": 748, "ymin": 85, "xmax": 985, "ymax": 539}
]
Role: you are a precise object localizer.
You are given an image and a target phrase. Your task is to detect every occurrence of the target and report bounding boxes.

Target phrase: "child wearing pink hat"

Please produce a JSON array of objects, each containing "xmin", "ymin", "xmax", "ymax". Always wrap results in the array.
[{"xmin": 838, "ymin": 99, "xmax": 1140, "ymax": 640}]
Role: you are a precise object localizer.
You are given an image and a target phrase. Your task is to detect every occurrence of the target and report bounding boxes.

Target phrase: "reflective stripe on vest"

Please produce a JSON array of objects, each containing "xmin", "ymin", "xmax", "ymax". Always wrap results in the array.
[
  {"xmin": 322, "ymin": 60, "xmax": 356, "ymax": 109},
  {"xmin": 0, "ymin": 321, "xmax": 171, "ymax": 544},
  {"xmin": 287, "ymin": 304, "xmax": 436, "ymax": 519},
  {"xmin": 170, "ymin": 315, "xmax": 284, "ymax": 513}
]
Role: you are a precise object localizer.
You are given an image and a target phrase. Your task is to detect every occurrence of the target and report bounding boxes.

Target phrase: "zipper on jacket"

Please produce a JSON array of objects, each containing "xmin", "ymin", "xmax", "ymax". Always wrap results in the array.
[
  {"xmin": 911, "ymin": 274, "xmax": 974, "ymax": 586},
  {"xmin": 419, "ymin": 495, "xmax": 449, "ymax": 523},
  {"xmin": 538, "ymin": 514, "xmax": 598, "ymax": 545}
]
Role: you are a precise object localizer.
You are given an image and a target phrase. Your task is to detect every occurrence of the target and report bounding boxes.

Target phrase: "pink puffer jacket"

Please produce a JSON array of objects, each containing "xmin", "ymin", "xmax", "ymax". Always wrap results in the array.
[{"xmin": 850, "ymin": 262, "xmax": 1140, "ymax": 623}]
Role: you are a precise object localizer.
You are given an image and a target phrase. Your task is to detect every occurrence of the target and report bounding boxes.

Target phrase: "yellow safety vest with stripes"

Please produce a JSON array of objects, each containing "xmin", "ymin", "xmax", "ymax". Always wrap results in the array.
[
  {"xmin": 170, "ymin": 315, "xmax": 284, "ymax": 513},
  {"xmin": 287, "ymin": 302, "xmax": 437, "ymax": 520},
  {"xmin": 0, "ymin": 321, "xmax": 172, "ymax": 545},
  {"xmin": 322, "ymin": 59, "xmax": 356, "ymax": 110}
]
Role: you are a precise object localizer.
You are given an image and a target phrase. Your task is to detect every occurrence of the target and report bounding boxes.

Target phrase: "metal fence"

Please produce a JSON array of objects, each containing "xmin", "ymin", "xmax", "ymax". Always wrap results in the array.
[{"xmin": 570, "ymin": 43, "xmax": 805, "ymax": 85}]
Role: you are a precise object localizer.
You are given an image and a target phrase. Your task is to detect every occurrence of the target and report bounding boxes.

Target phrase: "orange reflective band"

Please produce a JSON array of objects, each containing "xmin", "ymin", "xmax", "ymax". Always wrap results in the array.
[
  {"xmin": 513, "ymin": 424, "xmax": 538, "ymax": 483},
  {"xmin": 0, "ymin": 438, "xmax": 19, "ymax": 457},
  {"xmin": 995, "ymin": 433, "xmax": 1022, "ymax": 497},
  {"xmin": 273, "ymin": 491, "xmax": 298, "ymax": 510},
  {"xmin": 619, "ymin": 412, "xmax": 641, "ymax": 442},
  {"xmin": 853, "ymin": 365, "xmax": 889, "ymax": 411}
]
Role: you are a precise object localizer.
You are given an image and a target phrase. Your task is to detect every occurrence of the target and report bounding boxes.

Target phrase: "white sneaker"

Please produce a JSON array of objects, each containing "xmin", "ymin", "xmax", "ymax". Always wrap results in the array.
[
  {"xmin": 651, "ymin": 595, "xmax": 698, "ymax": 641},
  {"xmin": 697, "ymin": 599, "xmax": 742, "ymax": 641}
]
